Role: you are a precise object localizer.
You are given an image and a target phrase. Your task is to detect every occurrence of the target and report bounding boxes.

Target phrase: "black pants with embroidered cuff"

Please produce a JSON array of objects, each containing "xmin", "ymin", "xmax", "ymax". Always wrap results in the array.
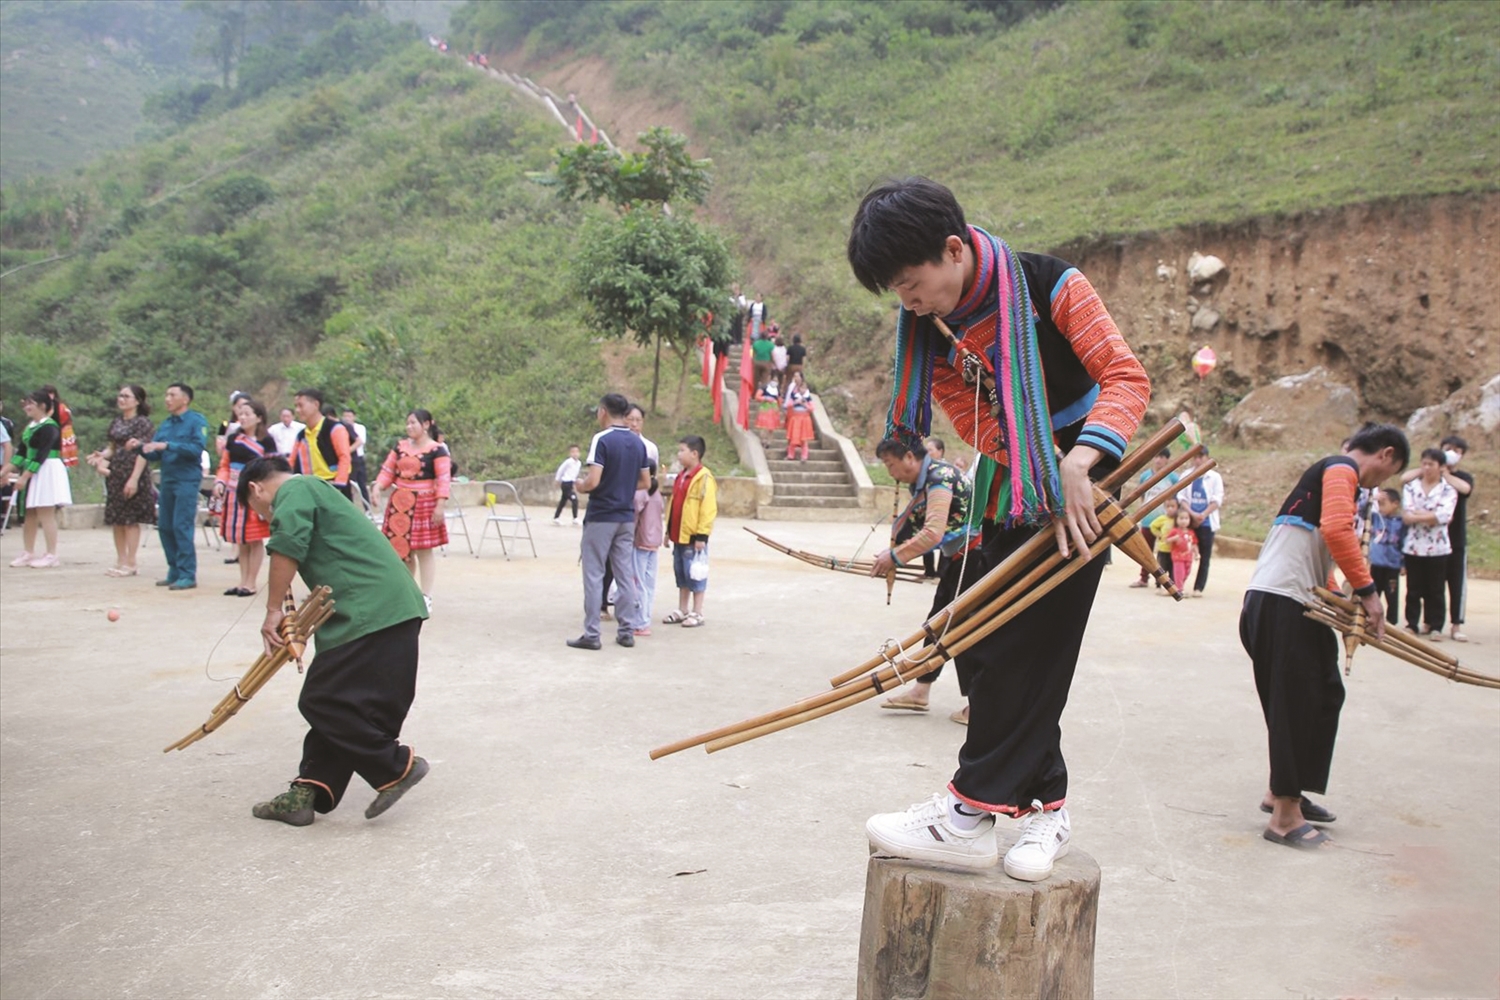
[
  {"xmin": 1240, "ymin": 590, "xmax": 1344, "ymax": 799},
  {"xmin": 916, "ymin": 553, "xmax": 977, "ymax": 685},
  {"xmin": 947, "ymin": 522, "xmax": 1107, "ymax": 814},
  {"xmin": 295, "ymin": 617, "xmax": 422, "ymax": 813}
]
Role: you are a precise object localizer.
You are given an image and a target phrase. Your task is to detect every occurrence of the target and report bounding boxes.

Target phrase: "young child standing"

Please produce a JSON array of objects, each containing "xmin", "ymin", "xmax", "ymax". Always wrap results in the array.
[
  {"xmin": 1165, "ymin": 506, "xmax": 1198, "ymax": 591},
  {"xmin": 553, "ymin": 444, "xmax": 581, "ymax": 525},
  {"xmin": 631, "ymin": 462, "xmax": 664, "ymax": 636},
  {"xmin": 1367, "ymin": 487, "xmax": 1405, "ymax": 625},
  {"xmin": 1149, "ymin": 496, "xmax": 1179, "ymax": 594},
  {"xmin": 664, "ymin": 435, "xmax": 717, "ymax": 629}
]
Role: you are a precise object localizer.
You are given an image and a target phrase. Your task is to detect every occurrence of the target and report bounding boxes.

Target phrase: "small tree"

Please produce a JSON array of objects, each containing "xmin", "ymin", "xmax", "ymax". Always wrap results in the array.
[{"xmin": 554, "ymin": 128, "xmax": 732, "ymax": 415}]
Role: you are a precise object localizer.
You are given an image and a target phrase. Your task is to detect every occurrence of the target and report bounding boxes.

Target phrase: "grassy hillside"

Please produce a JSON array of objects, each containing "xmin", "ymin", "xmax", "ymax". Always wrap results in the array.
[
  {"xmin": 0, "ymin": 42, "xmax": 624, "ymax": 477},
  {"xmin": 461, "ymin": 0, "xmax": 1500, "ymax": 427}
]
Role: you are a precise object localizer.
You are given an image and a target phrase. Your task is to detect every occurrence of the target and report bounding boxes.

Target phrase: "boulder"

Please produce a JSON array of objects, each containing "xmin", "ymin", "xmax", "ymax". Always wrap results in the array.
[
  {"xmin": 1223, "ymin": 366, "xmax": 1360, "ymax": 450},
  {"xmin": 1191, "ymin": 307, "xmax": 1221, "ymax": 332},
  {"xmin": 1187, "ymin": 251, "xmax": 1226, "ymax": 283},
  {"xmin": 1406, "ymin": 374, "xmax": 1500, "ymax": 451}
]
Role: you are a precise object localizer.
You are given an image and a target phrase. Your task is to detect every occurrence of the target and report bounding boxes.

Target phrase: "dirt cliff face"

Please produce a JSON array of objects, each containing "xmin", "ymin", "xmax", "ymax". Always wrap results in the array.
[{"xmin": 1055, "ymin": 192, "xmax": 1499, "ymax": 423}]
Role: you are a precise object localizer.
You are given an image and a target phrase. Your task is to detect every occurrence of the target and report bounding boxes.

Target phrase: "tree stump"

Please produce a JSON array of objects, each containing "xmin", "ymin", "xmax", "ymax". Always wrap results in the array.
[{"xmin": 856, "ymin": 849, "xmax": 1101, "ymax": 1000}]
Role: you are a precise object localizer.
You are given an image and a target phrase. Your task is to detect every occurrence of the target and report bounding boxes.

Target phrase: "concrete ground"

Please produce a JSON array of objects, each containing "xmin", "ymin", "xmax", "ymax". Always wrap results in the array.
[{"xmin": 1, "ymin": 518, "xmax": 1497, "ymax": 999}]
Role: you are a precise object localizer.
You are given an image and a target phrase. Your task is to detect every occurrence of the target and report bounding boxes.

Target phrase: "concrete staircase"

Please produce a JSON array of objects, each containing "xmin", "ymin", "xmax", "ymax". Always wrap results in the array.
[{"xmin": 723, "ymin": 347, "xmax": 863, "ymax": 519}]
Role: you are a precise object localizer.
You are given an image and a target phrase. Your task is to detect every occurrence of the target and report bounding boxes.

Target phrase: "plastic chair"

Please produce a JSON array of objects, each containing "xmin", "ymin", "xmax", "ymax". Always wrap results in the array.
[
  {"xmin": 476, "ymin": 480, "xmax": 536, "ymax": 560},
  {"xmin": 442, "ymin": 503, "xmax": 473, "ymax": 556}
]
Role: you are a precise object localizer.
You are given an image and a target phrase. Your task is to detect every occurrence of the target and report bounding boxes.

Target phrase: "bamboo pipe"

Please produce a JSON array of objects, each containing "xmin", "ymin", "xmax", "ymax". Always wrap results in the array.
[
  {"xmin": 1304, "ymin": 608, "xmax": 1500, "ymax": 688},
  {"xmin": 705, "ymin": 684, "xmax": 878, "ymax": 753},
  {"xmin": 1312, "ymin": 587, "xmax": 1460, "ymax": 666},
  {"xmin": 820, "ymin": 424, "xmax": 1196, "ymax": 687}
]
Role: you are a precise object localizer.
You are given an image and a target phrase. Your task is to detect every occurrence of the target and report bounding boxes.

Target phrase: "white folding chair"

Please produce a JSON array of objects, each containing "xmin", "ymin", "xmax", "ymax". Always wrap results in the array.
[
  {"xmin": 442, "ymin": 504, "xmax": 473, "ymax": 556},
  {"xmin": 0, "ymin": 488, "xmax": 17, "ymax": 535},
  {"xmin": 476, "ymin": 480, "xmax": 536, "ymax": 560}
]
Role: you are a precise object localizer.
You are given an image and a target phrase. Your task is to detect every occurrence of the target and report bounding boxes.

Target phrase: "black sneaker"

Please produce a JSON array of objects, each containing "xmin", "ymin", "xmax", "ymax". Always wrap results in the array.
[
  {"xmin": 252, "ymin": 782, "xmax": 316, "ymax": 826},
  {"xmin": 366, "ymin": 756, "xmax": 430, "ymax": 819},
  {"xmin": 616, "ymin": 633, "xmax": 635, "ymax": 648},
  {"xmin": 566, "ymin": 635, "xmax": 602, "ymax": 650}
]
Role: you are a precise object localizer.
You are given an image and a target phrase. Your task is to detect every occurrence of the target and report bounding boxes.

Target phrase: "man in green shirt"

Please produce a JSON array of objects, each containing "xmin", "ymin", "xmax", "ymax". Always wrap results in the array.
[{"xmin": 237, "ymin": 455, "xmax": 430, "ymax": 826}]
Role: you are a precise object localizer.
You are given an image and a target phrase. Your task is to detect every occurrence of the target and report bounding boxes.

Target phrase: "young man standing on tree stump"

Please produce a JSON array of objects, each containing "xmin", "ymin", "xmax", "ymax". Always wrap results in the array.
[{"xmin": 848, "ymin": 177, "xmax": 1150, "ymax": 880}]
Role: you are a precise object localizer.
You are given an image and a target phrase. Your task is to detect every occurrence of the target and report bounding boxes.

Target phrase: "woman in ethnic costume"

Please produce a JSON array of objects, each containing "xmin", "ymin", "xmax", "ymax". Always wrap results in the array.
[
  {"xmin": 89, "ymin": 385, "xmax": 157, "ymax": 576},
  {"xmin": 213, "ymin": 397, "xmax": 275, "ymax": 596},
  {"xmin": 782, "ymin": 371, "xmax": 815, "ymax": 461},
  {"xmin": 373, "ymin": 409, "xmax": 450, "ymax": 611},
  {"xmin": 5, "ymin": 389, "xmax": 73, "ymax": 568},
  {"xmin": 753, "ymin": 377, "xmax": 782, "ymax": 448}
]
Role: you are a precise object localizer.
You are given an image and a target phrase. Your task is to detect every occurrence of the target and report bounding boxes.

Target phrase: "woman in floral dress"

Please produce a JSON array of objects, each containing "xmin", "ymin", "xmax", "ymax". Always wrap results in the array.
[
  {"xmin": 89, "ymin": 385, "xmax": 156, "ymax": 576},
  {"xmin": 373, "ymin": 409, "xmax": 450, "ymax": 611}
]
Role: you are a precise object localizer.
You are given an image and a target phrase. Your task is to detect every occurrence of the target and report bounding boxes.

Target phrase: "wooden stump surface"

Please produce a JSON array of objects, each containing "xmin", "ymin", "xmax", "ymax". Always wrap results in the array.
[{"xmin": 857, "ymin": 848, "xmax": 1101, "ymax": 1000}]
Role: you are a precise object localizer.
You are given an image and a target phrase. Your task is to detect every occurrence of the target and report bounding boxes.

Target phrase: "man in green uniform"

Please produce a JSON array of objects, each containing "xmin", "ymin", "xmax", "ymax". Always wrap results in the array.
[{"xmin": 237, "ymin": 455, "xmax": 430, "ymax": 826}]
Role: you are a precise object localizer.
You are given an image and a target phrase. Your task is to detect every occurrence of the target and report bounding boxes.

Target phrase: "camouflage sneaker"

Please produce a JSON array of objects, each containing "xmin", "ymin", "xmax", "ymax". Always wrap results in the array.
[
  {"xmin": 365, "ymin": 756, "xmax": 430, "ymax": 819},
  {"xmin": 252, "ymin": 782, "xmax": 317, "ymax": 826}
]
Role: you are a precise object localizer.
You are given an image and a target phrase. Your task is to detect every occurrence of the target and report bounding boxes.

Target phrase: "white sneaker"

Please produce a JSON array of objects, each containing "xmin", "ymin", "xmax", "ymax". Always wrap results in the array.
[
  {"xmin": 866, "ymin": 793, "xmax": 997, "ymax": 869},
  {"xmin": 572, "ymin": 518, "xmax": 581, "ymax": 527},
  {"xmin": 10, "ymin": 552, "xmax": 34, "ymax": 568},
  {"xmin": 423, "ymin": 594, "xmax": 433, "ymax": 614},
  {"xmin": 552, "ymin": 517, "xmax": 563, "ymax": 526},
  {"xmin": 1003, "ymin": 801, "xmax": 1070, "ymax": 882}
]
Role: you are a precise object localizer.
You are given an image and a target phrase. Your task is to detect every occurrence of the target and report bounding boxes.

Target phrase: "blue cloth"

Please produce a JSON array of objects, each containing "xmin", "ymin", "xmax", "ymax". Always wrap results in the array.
[
  {"xmin": 1368, "ymin": 510, "xmax": 1405, "ymax": 570},
  {"xmin": 157, "ymin": 478, "xmax": 199, "ymax": 583},
  {"xmin": 146, "ymin": 409, "xmax": 208, "ymax": 483},
  {"xmin": 583, "ymin": 426, "xmax": 647, "ymax": 524},
  {"xmin": 672, "ymin": 541, "xmax": 708, "ymax": 594}
]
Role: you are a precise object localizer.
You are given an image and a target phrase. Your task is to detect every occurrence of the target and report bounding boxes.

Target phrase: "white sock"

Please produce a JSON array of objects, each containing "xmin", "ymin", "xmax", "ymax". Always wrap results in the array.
[{"xmin": 947, "ymin": 792, "xmax": 988, "ymax": 831}]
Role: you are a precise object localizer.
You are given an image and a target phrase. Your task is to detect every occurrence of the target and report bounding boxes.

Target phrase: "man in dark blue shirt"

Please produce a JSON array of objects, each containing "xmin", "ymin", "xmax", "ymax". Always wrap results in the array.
[
  {"xmin": 569, "ymin": 393, "xmax": 649, "ymax": 650},
  {"xmin": 134, "ymin": 382, "xmax": 208, "ymax": 590}
]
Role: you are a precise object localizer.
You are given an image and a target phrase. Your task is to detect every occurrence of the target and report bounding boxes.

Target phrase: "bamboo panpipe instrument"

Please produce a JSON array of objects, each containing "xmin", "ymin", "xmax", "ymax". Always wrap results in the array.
[
  {"xmin": 164, "ymin": 587, "xmax": 336, "ymax": 752},
  {"xmin": 743, "ymin": 527, "xmax": 932, "ymax": 586},
  {"xmin": 823, "ymin": 446, "xmax": 1209, "ymax": 689},
  {"xmin": 1343, "ymin": 513, "xmax": 1376, "ymax": 675},
  {"xmin": 649, "ymin": 440, "xmax": 1210, "ymax": 761},
  {"xmin": 1306, "ymin": 586, "xmax": 1497, "ymax": 688}
]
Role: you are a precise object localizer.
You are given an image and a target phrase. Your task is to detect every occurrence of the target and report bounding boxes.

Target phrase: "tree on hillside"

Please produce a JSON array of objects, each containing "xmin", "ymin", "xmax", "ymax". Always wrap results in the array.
[
  {"xmin": 185, "ymin": 0, "xmax": 247, "ymax": 89},
  {"xmin": 554, "ymin": 128, "xmax": 734, "ymax": 417}
]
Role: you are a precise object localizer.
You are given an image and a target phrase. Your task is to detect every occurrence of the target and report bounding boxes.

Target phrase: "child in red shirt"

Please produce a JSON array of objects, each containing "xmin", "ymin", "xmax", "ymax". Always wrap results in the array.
[{"xmin": 1165, "ymin": 507, "xmax": 1198, "ymax": 591}]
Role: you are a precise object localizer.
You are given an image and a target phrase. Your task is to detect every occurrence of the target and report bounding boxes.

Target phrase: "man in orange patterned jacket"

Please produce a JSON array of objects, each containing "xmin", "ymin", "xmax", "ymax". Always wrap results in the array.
[{"xmin": 849, "ymin": 177, "xmax": 1151, "ymax": 881}]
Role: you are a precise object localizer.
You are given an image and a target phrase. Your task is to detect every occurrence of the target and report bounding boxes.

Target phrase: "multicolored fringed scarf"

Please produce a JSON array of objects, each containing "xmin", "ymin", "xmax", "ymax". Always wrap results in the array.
[{"xmin": 886, "ymin": 226, "xmax": 1064, "ymax": 528}]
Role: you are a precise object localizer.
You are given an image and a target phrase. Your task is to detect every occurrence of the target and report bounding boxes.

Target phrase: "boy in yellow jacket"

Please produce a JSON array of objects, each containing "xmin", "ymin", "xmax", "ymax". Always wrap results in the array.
[{"xmin": 664, "ymin": 435, "xmax": 717, "ymax": 628}]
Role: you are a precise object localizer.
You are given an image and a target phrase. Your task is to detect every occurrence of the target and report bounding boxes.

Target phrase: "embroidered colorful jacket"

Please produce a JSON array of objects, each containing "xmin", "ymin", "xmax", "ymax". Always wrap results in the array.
[{"xmin": 891, "ymin": 456, "xmax": 973, "ymax": 565}]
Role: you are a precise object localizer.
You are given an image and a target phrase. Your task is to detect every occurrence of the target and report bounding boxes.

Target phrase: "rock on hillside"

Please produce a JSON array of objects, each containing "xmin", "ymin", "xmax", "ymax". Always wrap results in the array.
[
  {"xmin": 1057, "ymin": 193, "xmax": 1499, "ymax": 423},
  {"xmin": 1223, "ymin": 366, "xmax": 1360, "ymax": 450},
  {"xmin": 1407, "ymin": 374, "xmax": 1500, "ymax": 452}
]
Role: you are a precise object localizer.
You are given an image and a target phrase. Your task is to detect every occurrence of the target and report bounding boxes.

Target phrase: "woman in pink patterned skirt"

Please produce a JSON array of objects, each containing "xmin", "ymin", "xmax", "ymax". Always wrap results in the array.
[{"xmin": 373, "ymin": 409, "xmax": 450, "ymax": 611}]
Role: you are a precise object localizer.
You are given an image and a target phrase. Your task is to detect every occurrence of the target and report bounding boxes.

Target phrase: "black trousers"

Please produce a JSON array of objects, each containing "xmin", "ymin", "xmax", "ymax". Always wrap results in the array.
[
  {"xmin": 1156, "ymin": 550, "xmax": 1172, "ymax": 588},
  {"xmin": 350, "ymin": 455, "xmax": 370, "ymax": 504},
  {"xmin": 1241, "ymin": 591, "xmax": 1344, "ymax": 798},
  {"xmin": 1192, "ymin": 524, "xmax": 1215, "ymax": 592},
  {"xmin": 554, "ymin": 482, "xmax": 577, "ymax": 519},
  {"xmin": 296, "ymin": 617, "xmax": 422, "ymax": 813},
  {"xmin": 1371, "ymin": 565, "xmax": 1400, "ymax": 625},
  {"xmin": 916, "ymin": 552, "xmax": 982, "ymax": 685},
  {"xmin": 1446, "ymin": 545, "xmax": 1467, "ymax": 625},
  {"xmin": 1404, "ymin": 553, "xmax": 1449, "ymax": 632},
  {"xmin": 947, "ymin": 523, "xmax": 1106, "ymax": 813}
]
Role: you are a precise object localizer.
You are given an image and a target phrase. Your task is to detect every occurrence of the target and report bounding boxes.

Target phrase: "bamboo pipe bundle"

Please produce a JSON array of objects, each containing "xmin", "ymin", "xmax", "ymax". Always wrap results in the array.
[
  {"xmin": 648, "ymin": 453, "xmax": 1216, "ymax": 761},
  {"xmin": 1305, "ymin": 586, "xmax": 1498, "ymax": 689},
  {"xmin": 163, "ymin": 587, "xmax": 336, "ymax": 752},
  {"xmin": 743, "ymin": 527, "xmax": 933, "ymax": 585}
]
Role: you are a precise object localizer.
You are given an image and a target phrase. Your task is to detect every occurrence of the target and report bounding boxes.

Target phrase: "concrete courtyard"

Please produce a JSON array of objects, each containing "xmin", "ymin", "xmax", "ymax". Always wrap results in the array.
[{"xmin": 2, "ymin": 517, "xmax": 1497, "ymax": 999}]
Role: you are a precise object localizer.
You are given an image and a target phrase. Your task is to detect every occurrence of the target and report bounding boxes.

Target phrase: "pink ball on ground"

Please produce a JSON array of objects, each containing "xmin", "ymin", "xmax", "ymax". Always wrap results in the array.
[{"xmin": 107, "ymin": 609, "xmax": 121, "ymax": 622}]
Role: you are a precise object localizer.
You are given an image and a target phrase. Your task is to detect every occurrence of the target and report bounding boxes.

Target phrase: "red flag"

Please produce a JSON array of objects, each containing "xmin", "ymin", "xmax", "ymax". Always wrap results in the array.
[
  {"xmin": 737, "ymin": 336, "xmax": 754, "ymax": 429},
  {"xmin": 711, "ymin": 351, "xmax": 727, "ymax": 424},
  {"xmin": 700, "ymin": 337, "xmax": 711, "ymax": 387}
]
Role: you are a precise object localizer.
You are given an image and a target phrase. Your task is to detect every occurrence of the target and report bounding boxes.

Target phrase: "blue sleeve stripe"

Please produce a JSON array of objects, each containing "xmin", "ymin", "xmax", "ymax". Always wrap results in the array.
[
  {"xmin": 1050, "ymin": 385, "xmax": 1099, "ymax": 430},
  {"xmin": 1050, "ymin": 267, "xmax": 1081, "ymax": 303},
  {"xmin": 1076, "ymin": 425, "xmax": 1126, "ymax": 459}
]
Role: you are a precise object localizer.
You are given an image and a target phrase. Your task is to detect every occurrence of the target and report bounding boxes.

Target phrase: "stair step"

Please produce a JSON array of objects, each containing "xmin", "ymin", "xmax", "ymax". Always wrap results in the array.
[
  {"xmin": 757, "ymin": 504, "xmax": 876, "ymax": 522},
  {"xmin": 763, "ymin": 495, "xmax": 863, "ymax": 509},
  {"xmin": 767, "ymin": 461, "xmax": 845, "ymax": 474},
  {"xmin": 776, "ymin": 480, "xmax": 857, "ymax": 495},
  {"xmin": 772, "ymin": 471, "xmax": 852, "ymax": 485}
]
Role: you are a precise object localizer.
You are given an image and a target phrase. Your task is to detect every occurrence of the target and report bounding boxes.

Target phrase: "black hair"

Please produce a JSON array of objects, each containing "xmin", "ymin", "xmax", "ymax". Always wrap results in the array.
[
  {"xmin": 679, "ymin": 434, "xmax": 706, "ymax": 459},
  {"xmin": 1439, "ymin": 434, "xmax": 1468, "ymax": 453},
  {"xmin": 627, "ymin": 402, "xmax": 645, "ymax": 418},
  {"xmin": 295, "ymin": 387, "xmax": 324, "ymax": 406},
  {"xmin": 236, "ymin": 454, "xmax": 292, "ymax": 507},
  {"xmin": 1345, "ymin": 422, "xmax": 1410, "ymax": 470},
  {"xmin": 168, "ymin": 382, "xmax": 194, "ymax": 401},
  {"xmin": 847, "ymin": 177, "xmax": 969, "ymax": 295},
  {"xmin": 601, "ymin": 393, "xmax": 631, "ymax": 418},
  {"xmin": 124, "ymin": 385, "xmax": 151, "ymax": 417},
  {"xmin": 647, "ymin": 460, "xmax": 660, "ymax": 496},
  {"xmin": 409, "ymin": 408, "xmax": 442, "ymax": 440},
  {"xmin": 236, "ymin": 397, "xmax": 270, "ymax": 432},
  {"xmin": 924, "ymin": 436, "xmax": 945, "ymax": 456},
  {"xmin": 876, "ymin": 437, "xmax": 919, "ymax": 460},
  {"xmin": 23, "ymin": 389, "xmax": 56, "ymax": 414},
  {"xmin": 342, "ymin": 408, "xmax": 356, "ymax": 418},
  {"xmin": 1379, "ymin": 487, "xmax": 1401, "ymax": 504},
  {"xmin": 321, "ymin": 404, "xmax": 338, "ymax": 419},
  {"xmin": 1156, "ymin": 447, "xmax": 1172, "ymax": 460},
  {"xmin": 1420, "ymin": 447, "xmax": 1447, "ymax": 467},
  {"xmin": 792, "ymin": 334, "xmax": 802, "ymax": 345}
]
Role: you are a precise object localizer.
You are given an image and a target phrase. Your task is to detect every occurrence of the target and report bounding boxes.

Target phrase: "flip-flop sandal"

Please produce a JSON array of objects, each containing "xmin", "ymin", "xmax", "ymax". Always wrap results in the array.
[
  {"xmin": 681, "ymin": 612, "xmax": 705, "ymax": 628},
  {"xmin": 880, "ymin": 697, "xmax": 930, "ymax": 712},
  {"xmin": 1260, "ymin": 798, "xmax": 1337, "ymax": 824},
  {"xmin": 663, "ymin": 610, "xmax": 687, "ymax": 624},
  {"xmin": 1263, "ymin": 822, "xmax": 1331, "ymax": 850},
  {"xmin": 949, "ymin": 708, "xmax": 969, "ymax": 726}
]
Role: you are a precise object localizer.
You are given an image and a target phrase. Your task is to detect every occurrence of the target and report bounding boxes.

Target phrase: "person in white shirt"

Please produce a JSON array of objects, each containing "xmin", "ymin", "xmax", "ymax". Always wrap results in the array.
[
  {"xmin": 342, "ymin": 408, "xmax": 371, "ymax": 506},
  {"xmin": 1175, "ymin": 450, "xmax": 1224, "ymax": 597},
  {"xmin": 553, "ymin": 444, "xmax": 582, "ymax": 525},
  {"xmin": 268, "ymin": 409, "xmax": 304, "ymax": 456}
]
